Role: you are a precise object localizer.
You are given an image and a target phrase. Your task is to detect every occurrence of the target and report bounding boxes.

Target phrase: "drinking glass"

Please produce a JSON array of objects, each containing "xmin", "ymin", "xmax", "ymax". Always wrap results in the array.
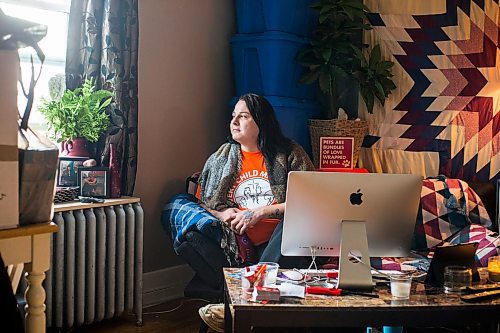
[
  {"xmin": 390, "ymin": 274, "xmax": 412, "ymax": 299},
  {"xmin": 259, "ymin": 262, "xmax": 279, "ymax": 286},
  {"xmin": 443, "ymin": 265, "xmax": 472, "ymax": 293}
]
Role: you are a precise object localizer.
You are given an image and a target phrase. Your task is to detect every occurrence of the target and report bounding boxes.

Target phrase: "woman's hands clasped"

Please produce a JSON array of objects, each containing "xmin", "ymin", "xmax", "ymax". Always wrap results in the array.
[
  {"xmin": 230, "ymin": 209, "xmax": 261, "ymax": 235},
  {"xmin": 216, "ymin": 207, "xmax": 239, "ymax": 224},
  {"xmin": 213, "ymin": 207, "xmax": 262, "ymax": 234},
  {"xmin": 207, "ymin": 203, "xmax": 284, "ymax": 235},
  {"xmin": 213, "ymin": 207, "xmax": 261, "ymax": 234}
]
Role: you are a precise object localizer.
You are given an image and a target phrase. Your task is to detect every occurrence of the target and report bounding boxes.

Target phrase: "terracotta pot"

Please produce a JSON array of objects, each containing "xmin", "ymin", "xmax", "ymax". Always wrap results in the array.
[
  {"xmin": 59, "ymin": 141, "xmax": 69, "ymax": 156},
  {"xmin": 65, "ymin": 137, "xmax": 91, "ymax": 157}
]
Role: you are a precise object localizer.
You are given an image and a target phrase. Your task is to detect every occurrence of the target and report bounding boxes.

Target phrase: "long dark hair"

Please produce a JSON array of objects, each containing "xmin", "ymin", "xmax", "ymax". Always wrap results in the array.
[{"xmin": 230, "ymin": 93, "xmax": 292, "ymax": 159}]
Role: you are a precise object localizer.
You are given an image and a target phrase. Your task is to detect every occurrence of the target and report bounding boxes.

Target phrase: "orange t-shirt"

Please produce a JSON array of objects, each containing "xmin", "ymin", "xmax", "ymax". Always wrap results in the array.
[
  {"xmin": 228, "ymin": 150, "xmax": 279, "ymax": 245},
  {"xmin": 196, "ymin": 150, "xmax": 280, "ymax": 245}
]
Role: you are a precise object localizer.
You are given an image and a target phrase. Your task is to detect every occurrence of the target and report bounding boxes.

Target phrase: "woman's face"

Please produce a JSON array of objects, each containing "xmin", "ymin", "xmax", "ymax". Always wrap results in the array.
[{"xmin": 230, "ymin": 100, "xmax": 259, "ymax": 148}]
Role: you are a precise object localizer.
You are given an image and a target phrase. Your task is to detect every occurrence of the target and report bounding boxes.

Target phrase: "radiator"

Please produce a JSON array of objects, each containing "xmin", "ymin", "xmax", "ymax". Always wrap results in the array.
[{"xmin": 43, "ymin": 201, "xmax": 144, "ymax": 329}]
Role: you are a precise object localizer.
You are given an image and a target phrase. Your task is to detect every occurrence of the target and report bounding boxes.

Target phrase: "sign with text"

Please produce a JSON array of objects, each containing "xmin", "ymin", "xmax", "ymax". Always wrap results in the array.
[{"xmin": 319, "ymin": 137, "xmax": 354, "ymax": 170}]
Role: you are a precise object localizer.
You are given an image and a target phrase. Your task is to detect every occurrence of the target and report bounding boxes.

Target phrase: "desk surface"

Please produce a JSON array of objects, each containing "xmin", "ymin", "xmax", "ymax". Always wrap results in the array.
[{"xmin": 224, "ymin": 268, "xmax": 500, "ymax": 331}]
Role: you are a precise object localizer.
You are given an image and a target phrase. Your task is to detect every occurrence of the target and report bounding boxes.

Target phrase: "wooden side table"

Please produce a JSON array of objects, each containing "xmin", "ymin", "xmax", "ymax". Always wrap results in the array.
[{"xmin": 0, "ymin": 222, "xmax": 59, "ymax": 333}]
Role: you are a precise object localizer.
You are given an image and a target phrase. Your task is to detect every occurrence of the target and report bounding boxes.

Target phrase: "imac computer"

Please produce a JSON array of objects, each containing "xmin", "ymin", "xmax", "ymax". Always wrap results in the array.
[{"xmin": 281, "ymin": 171, "xmax": 423, "ymax": 290}]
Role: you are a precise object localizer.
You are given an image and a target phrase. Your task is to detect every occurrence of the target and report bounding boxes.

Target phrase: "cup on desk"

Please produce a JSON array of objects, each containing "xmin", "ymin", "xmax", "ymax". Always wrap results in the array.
[
  {"xmin": 487, "ymin": 256, "xmax": 500, "ymax": 283},
  {"xmin": 390, "ymin": 273, "xmax": 412, "ymax": 299},
  {"xmin": 259, "ymin": 262, "xmax": 279, "ymax": 286},
  {"xmin": 443, "ymin": 265, "xmax": 472, "ymax": 293}
]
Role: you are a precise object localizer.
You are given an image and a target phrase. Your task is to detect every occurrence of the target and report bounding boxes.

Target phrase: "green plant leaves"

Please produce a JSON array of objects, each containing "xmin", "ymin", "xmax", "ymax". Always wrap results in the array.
[
  {"xmin": 352, "ymin": 45, "xmax": 396, "ymax": 113},
  {"xmin": 318, "ymin": 72, "xmax": 331, "ymax": 93},
  {"xmin": 298, "ymin": 0, "xmax": 396, "ymax": 117},
  {"xmin": 369, "ymin": 44, "xmax": 381, "ymax": 68},
  {"xmin": 300, "ymin": 69, "xmax": 321, "ymax": 85},
  {"xmin": 39, "ymin": 78, "xmax": 113, "ymax": 142}
]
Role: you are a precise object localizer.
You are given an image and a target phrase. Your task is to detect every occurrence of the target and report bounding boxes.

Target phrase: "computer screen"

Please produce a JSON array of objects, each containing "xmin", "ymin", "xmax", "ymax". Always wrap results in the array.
[
  {"xmin": 281, "ymin": 171, "xmax": 423, "ymax": 289},
  {"xmin": 281, "ymin": 171, "xmax": 423, "ymax": 257}
]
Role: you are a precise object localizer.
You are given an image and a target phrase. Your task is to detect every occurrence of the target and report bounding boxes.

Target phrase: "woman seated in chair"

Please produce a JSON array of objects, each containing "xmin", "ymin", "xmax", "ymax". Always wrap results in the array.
[
  {"xmin": 163, "ymin": 93, "xmax": 314, "ymax": 269},
  {"xmin": 163, "ymin": 93, "xmax": 314, "ymax": 332}
]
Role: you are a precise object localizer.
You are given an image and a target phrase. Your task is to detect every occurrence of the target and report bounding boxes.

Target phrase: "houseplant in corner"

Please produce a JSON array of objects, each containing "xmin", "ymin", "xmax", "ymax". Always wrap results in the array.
[
  {"xmin": 39, "ymin": 78, "xmax": 113, "ymax": 157},
  {"xmin": 297, "ymin": 0, "xmax": 396, "ymax": 167}
]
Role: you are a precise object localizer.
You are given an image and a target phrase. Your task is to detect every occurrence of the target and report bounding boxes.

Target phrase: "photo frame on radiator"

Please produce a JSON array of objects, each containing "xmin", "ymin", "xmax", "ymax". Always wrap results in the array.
[
  {"xmin": 78, "ymin": 167, "xmax": 110, "ymax": 198},
  {"xmin": 57, "ymin": 156, "xmax": 88, "ymax": 187}
]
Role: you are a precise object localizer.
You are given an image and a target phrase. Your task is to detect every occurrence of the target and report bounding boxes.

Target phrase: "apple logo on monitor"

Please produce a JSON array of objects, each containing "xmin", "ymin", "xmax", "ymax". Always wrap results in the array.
[{"xmin": 349, "ymin": 189, "xmax": 363, "ymax": 205}]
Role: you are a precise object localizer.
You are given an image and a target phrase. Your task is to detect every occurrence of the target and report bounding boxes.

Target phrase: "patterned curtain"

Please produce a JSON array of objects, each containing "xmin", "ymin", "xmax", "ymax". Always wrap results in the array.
[
  {"xmin": 358, "ymin": 0, "xmax": 499, "ymax": 183},
  {"xmin": 65, "ymin": 0, "xmax": 138, "ymax": 195}
]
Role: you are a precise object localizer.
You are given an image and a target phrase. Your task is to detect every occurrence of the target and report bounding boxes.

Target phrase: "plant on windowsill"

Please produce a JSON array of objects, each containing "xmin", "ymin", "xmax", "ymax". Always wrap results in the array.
[
  {"xmin": 39, "ymin": 78, "xmax": 113, "ymax": 157},
  {"xmin": 297, "ymin": 0, "xmax": 396, "ymax": 167}
]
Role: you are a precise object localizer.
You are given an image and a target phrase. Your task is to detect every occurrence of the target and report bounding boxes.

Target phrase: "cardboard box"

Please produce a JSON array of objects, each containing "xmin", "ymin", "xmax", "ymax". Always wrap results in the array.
[{"xmin": 0, "ymin": 50, "xmax": 19, "ymax": 229}]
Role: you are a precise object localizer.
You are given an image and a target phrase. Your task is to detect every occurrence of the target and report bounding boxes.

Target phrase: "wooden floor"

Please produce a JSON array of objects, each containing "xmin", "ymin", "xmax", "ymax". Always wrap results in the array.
[
  {"xmin": 71, "ymin": 298, "xmax": 210, "ymax": 333},
  {"xmin": 65, "ymin": 299, "xmax": 318, "ymax": 333}
]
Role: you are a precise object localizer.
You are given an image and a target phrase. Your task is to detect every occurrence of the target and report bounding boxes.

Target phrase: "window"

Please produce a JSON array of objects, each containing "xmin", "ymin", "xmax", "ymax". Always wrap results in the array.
[{"xmin": 0, "ymin": 0, "xmax": 71, "ymax": 134}]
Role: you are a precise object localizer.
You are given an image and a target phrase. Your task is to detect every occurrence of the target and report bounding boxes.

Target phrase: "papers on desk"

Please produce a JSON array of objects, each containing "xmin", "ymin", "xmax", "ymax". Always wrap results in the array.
[{"xmin": 276, "ymin": 283, "xmax": 305, "ymax": 298}]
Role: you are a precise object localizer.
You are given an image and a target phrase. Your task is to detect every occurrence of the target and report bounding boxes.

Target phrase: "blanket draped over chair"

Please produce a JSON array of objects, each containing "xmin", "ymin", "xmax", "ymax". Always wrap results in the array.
[{"xmin": 412, "ymin": 176, "xmax": 498, "ymax": 267}]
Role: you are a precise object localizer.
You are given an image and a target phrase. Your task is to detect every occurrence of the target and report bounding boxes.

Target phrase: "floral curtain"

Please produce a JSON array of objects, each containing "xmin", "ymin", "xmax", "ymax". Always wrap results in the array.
[{"xmin": 65, "ymin": 0, "xmax": 138, "ymax": 195}]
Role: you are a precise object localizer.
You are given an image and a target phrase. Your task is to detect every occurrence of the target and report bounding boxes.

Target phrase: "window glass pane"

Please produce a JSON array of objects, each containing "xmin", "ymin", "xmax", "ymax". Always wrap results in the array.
[
  {"xmin": 1, "ymin": 2, "xmax": 68, "ymax": 136},
  {"xmin": 18, "ymin": 62, "xmax": 64, "ymax": 133}
]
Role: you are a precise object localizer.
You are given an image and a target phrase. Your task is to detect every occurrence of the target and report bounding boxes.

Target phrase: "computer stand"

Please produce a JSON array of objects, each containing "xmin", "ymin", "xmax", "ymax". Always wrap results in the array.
[{"xmin": 337, "ymin": 220, "xmax": 373, "ymax": 290}]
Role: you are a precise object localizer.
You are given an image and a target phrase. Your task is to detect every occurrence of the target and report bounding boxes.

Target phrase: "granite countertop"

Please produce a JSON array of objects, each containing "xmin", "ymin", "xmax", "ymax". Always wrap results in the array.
[{"xmin": 224, "ymin": 267, "xmax": 500, "ymax": 308}]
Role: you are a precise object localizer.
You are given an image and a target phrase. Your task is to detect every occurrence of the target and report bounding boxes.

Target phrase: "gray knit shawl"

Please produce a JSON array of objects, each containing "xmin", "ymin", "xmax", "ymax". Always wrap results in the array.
[{"xmin": 198, "ymin": 141, "xmax": 314, "ymax": 210}]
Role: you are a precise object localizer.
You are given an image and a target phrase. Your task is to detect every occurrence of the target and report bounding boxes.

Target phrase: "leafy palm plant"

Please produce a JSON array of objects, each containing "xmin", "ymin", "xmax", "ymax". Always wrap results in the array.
[
  {"xmin": 352, "ymin": 45, "xmax": 396, "ymax": 115},
  {"xmin": 297, "ymin": 0, "xmax": 396, "ymax": 118},
  {"xmin": 40, "ymin": 78, "xmax": 113, "ymax": 143}
]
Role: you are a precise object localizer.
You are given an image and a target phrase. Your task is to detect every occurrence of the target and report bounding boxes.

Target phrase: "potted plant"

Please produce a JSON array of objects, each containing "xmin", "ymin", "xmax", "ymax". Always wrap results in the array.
[
  {"xmin": 39, "ymin": 78, "xmax": 113, "ymax": 157},
  {"xmin": 297, "ymin": 0, "xmax": 396, "ymax": 167}
]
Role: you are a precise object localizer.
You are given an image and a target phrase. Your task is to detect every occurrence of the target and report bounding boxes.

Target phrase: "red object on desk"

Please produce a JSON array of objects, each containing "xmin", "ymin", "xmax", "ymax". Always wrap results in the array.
[
  {"xmin": 318, "ymin": 168, "xmax": 369, "ymax": 173},
  {"xmin": 306, "ymin": 286, "xmax": 342, "ymax": 296}
]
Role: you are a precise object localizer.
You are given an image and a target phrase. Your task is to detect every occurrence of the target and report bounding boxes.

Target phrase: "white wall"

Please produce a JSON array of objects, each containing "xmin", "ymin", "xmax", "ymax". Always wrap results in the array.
[{"xmin": 136, "ymin": 0, "xmax": 235, "ymax": 273}]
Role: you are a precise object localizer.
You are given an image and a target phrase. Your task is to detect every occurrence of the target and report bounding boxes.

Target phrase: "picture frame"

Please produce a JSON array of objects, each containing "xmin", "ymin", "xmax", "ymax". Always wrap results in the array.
[
  {"xmin": 78, "ymin": 167, "xmax": 110, "ymax": 198},
  {"xmin": 57, "ymin": 156, "xmax": 88, "ymax": 187}
]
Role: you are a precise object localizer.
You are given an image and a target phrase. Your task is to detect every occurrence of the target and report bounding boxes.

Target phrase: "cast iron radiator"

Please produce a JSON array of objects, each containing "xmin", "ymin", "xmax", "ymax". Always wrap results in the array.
[{"xmin": 44, "ymin": 200, "xmax": 144, "ymax": 329}]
